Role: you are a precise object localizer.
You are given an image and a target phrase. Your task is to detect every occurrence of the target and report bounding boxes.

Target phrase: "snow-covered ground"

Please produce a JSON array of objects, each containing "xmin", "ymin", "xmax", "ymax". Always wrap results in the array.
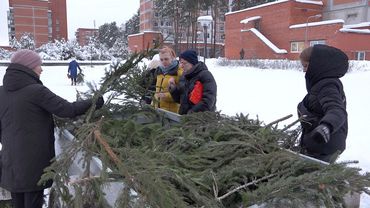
[{"xmin": 1, "ymin": 59, "xmax": 370, "ymax": 206}]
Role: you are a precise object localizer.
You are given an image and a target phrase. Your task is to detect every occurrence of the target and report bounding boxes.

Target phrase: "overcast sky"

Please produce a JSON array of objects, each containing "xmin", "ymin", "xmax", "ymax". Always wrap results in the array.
[
  {"xmin": 0, "ymin": 0, "xmax": 9, "ymax": 45},
  {"xmin": 67, "ymin": 0, "xmax": 140, "ymax": 39},
  {"xmin": 0, "ymin": 0, "xmax": 140, "ymax": 45}
]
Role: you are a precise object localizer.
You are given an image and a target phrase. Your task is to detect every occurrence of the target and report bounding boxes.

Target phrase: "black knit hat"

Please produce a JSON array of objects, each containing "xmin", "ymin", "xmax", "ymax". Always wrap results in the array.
[{"xmin": 179, "ymin": 50, "xmax": 198, "ymax": 66}]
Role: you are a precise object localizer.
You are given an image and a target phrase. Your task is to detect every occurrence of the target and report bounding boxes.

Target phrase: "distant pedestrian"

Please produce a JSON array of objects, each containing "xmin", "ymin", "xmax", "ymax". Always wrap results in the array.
[
  {"xmin": 169, "ymin": 49, "xmax": 217, "ymax": 115},
  {"xmin": 68, "ymin": 59, "xmax": 82, "ymax": 85},
  {"xmin": 297, "ymin": 45, "xmax": 348, "ymax": 163},
  {"xmin": 152, "ymin": 46, "xmax": 183, "ymax": 113},
  {"xmin": 240, "ymin": 48, "xmax": 245, "ymax": 60},
  {"xmin": 0, "ymin": 49, "xmax": 104, "ymax": 208}
]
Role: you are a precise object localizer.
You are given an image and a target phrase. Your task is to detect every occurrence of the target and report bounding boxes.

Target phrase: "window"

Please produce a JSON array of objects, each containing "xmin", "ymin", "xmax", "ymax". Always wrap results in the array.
[
  {"xmin": 220, "ymin": 34, "xmax": 225, "ymax": 39},
  {"xmin": 290, "ymin": 42, "xmax": 305, "ymax": 53},
  {"xmin": 356, "ymin": 51, "xmax": 365, "ymax": 60},
  {"xmin": 220, "ymin": 26, "xmax": 224, "ymax": 31},
  {"xmin": 347, "ymin": 13, "xmax": 358, "ymax": 18},
  {"xmin": 310, "ymin": 40, "xmax": 326, "ymax": 46},
  {"xmin": 154, "ymin": 22, "xmax": 158, "ymax": 26}
]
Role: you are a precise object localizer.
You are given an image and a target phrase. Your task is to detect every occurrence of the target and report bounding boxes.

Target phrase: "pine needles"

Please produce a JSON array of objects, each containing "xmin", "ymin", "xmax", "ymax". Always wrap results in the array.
[{"xmin": 43, "ymin": 48, "xmax": 370, "ymax": 208}]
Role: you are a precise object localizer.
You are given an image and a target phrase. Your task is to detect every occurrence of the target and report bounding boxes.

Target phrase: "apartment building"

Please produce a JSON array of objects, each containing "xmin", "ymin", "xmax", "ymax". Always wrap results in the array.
[
  {"xmin": 322, "ymin": 0, "xmax": 370, "ymax": 24},
  {"xmin": 6, "ymin": 0, "xmax": 67, "ymax": 47},
  {"xmin": 129, "ymin": 0, "xmax": 228, "ymax": 57},
  {"xmin": 75, "ymin": 28, "xmax": 99, "ymax": 46}
]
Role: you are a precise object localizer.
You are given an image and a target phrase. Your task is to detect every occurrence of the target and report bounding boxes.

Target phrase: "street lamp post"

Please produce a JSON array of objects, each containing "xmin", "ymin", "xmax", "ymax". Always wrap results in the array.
[
  {"xmin": 197, "ymin": 15, "xmax": 213, "ymax": 63},
  {"xmin": 304, "ymin": 14, "xmax": 322, "ymax": 47}
]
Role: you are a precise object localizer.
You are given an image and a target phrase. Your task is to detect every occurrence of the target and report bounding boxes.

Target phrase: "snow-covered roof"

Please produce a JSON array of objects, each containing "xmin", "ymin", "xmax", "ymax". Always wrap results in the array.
[
  {"xmin": 343, "ymin": 22, "xmax": 370, "ymax": 29},
  {"xmin": 339, "ymin": 28, "xmax": 370, "ymax": 34},
  {"xmin": 295, "ymin": 0, "xmax": 323, "ymax": 5},
  {"xmin": 289, "ymin": 19, "xmax": 344, "ymax": 29},
  {"xmin": 241, "ymin": 28, "xmax": 287, "ymax": 54},
  {"xmin": 226, "ymin": 0, "xmax": 322, "ymax": 16},
  {"xmin": 197, "ymin": 16, "xmax": 213, "ymax": 22},
  {"xmin": 240, "ymin": 16, "xmax": 261, "ymax": 24},
  {"xmin": 127, "ymin": 31, "xmax": 162, "ymax": 37},
  {"xmin": 226, "ymin": 0, "xmax": 289, "ymax": 15}
]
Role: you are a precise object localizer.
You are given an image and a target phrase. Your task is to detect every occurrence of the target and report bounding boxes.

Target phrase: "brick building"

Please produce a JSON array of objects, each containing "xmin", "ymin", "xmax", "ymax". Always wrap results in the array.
[
  {"xmin": 6, "ymin": 0, "xmax": 67, "ymax": 47},
  {"xmin": 128, "ymin": 0, "xmax": 227, "ymax": 57},
  {"xmin": 225, "ymin": 0, "xmax": 370, "ymax": 60},
  {"xmin": 75, "ymin": 28, "xmax": 99, "ymax": 46}
]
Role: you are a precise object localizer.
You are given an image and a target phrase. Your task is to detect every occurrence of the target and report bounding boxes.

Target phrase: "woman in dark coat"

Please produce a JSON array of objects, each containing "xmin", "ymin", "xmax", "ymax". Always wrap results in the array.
[
  {"xmin": 298, "ymin": 44, "xmax": 348, "ymax": 163},
  {"xmin": 0, "ymin": 49, "xmax": 104, "ymax": 208},
  {"xmin": 169, "ymin": 50, "xmax": 217, "ymax": 115},
  {"xmin": 68, "ymin": 59, "xmax": 82, "ymax": 85}
]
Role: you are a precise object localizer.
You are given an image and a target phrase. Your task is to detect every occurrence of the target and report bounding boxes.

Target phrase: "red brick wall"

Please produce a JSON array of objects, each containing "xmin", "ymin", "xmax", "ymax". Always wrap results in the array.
[
  {"xmin": 333, "ymin": 0, "xmax": 361, "ymax": 5},
  {"xmin": 128, "ymin": 34, "xmax": 143, "ymax": 53},
  {"xmin": 225, "ymin": 1, "xmax": 294, "ymax": 59},
  {"xmin": 10, "ymin": 0, "xmax": 49, "ymax": 47},
  {"xmin": 9, "ymin": 0, "xmax": 67, "ymax": 46},
  {"xmin": 76, "ymin": 28, "xmax": 98, "ymax": 46},
  {"xmin": 49, "ymin": 0, "xmax": 68, "ymax": 41},
  {"xmin": 330, "ymin": 32, "xmax": 370, "ymax": 60},
  {"xmin": 140, "ymin": 0, "xmax": 154, "ymax": 32},
  {"xmin": 128, "ymin": 32, "xmax": 163, "ymax": 52},
  {"xmin": 225, "ymin": 0, "xmax": 370, "ymax": 60}
]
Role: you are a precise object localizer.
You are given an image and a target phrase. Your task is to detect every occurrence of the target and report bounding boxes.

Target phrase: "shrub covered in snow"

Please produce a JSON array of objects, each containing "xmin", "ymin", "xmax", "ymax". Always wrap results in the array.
[
  {"xmin": 0, "ymin": 48, "xmax": 10, "ymax": 59},
  {"xmin": 216, "ymin": 57, "xmax": 370, "ymax": 72}
]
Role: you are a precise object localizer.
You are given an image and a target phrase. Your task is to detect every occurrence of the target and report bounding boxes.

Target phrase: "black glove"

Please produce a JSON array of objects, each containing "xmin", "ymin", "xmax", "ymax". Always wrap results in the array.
[
  {"xmin": 311, "ymin": 124, "xmax": 331, "ymax": 144},
  {"xmin": 95, "ymin": 96, "xmax": 104, "ymax": 109}
]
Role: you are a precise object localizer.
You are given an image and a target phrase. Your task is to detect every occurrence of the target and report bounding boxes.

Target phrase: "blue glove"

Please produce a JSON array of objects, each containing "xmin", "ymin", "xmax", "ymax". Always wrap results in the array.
[{"xmin": 311, "ymin": 124, "xmax": 331, "ymax": 143}]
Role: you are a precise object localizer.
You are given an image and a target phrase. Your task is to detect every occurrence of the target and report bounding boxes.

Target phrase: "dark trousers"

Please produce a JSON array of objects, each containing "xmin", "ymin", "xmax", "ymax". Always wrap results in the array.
[
  {"xmin": 71, "ymin": 77, "xmax": 77, "ymax": 85},
  {"xmin": 11, "ymin": 190, "xmax": 44, "ymax": 208}
]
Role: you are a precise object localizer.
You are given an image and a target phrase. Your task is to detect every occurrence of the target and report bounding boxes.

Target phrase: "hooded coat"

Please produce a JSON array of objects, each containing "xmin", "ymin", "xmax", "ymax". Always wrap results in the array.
[
  {"xmin": 0, "ymin": 63, "xmax": 93, "ymax": 192},
  {"xmin": 298, "ymin": 44, "xmax": 348, "ymax": 155},
  {"xmin": 170, "ymin": 62, "xmax": 217, "ymax": 115}
]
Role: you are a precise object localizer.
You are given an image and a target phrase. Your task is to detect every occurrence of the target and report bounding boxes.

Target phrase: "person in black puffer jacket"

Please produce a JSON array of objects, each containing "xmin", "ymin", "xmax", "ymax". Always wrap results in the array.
[
  {"xmin": 0, "ymin": 49, "xmax": 104, "ymax": 208},
  {"xmin": 298, "ymin": 45, "xmax": 348, "ymax": 163},
  {"xmin": 169, "ymin": 49, "xmax": 217, "ymax": 115}
]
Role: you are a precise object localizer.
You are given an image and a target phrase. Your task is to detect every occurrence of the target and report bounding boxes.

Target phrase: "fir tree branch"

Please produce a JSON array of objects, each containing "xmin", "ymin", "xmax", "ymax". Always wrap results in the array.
[
  {"xmin": 281, "ymin": 118, "xmax": 300, "ymax": 132},
  {"xmin": 212, "ymin": 172, "xmax": 219, "ymax": 198},
  {"xmin": 217, "ymin": 174, "xmax": 277, "ymax": 201},
  {"xmin": 265, "ymin": 114, "xmax": 292, "ymax": 128},
  {"xmin": 94, "ymin": 129, "xmax": 121, "ymax": 167}
]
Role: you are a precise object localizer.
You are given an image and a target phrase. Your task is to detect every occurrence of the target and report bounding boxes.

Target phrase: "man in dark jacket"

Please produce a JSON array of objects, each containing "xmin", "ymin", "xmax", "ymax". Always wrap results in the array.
[
  {"xmin": 0, "ymin": 49, "xmax": 104, "ymax": 208},
  {"xmin": 298, "ymin": 45, "xmax": 348, "ymax": 163},
  {"xmin": 169, "ymin": 49, "xmax": 217, "ymax": 115}
]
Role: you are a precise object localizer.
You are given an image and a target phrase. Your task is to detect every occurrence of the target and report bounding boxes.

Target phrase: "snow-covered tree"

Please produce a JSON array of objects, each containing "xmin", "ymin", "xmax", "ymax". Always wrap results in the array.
[
  {"xmin": 231, "ymin": 0, "xmax": 275, "ymax": 11},
  {"xmin": 0, "ymin": 48, "xmax": 11, "ymax": 59},
  {"xmin": 82, "ymin": 36, "xmax": 111, "ymax": 61},
  {"xmin": 98, "ymin": 22, "xmax": 121, "ymax": 49},
  {"xmin": 9, "ymin": 37, "xmax": 21, "ymax": 49},
  {"xmin": 125, "ymin": 9, "xmax": 140, "ymax": 36},
  {"xmin": 109, "ymin": 36, "xmax": 129, "ymax": 59}
]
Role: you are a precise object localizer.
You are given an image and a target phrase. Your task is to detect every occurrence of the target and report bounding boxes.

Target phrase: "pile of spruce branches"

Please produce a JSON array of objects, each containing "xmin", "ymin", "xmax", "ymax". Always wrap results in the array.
[{"xmin": 42, "ymin": 49, "xmax": 370, "ymax": 208}]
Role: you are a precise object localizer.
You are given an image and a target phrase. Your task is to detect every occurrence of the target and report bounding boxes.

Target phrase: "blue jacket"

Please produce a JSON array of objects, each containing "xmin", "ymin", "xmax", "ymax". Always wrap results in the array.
[{"xmin": 68, "ymin": 60, "xmax": 81, "ymax": 78}]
